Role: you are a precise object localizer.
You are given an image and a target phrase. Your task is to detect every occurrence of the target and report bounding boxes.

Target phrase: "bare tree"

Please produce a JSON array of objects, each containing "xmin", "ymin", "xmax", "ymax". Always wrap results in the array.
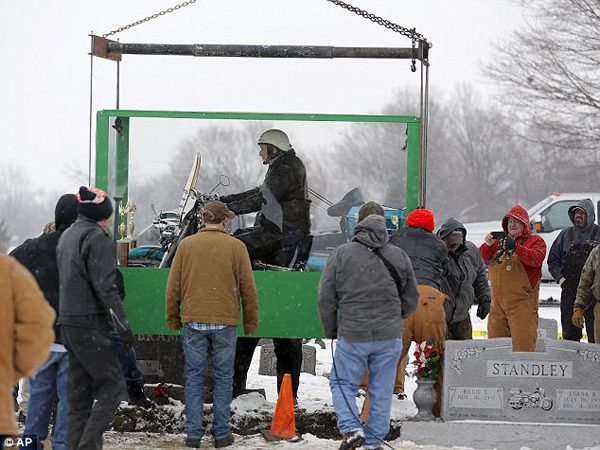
[
  {"xmin": 0, "ymin": 219, "xmax": 9, "ymax": 254},
  {"xmin": 486, "ymin": 0, "xmax": 600, "ymax": 153},
  {"xmin": 0, "ymin": 166, "xmax": 55, "ymax": 247},
  {"xmin": 130, "ymin": 122, "xmax": 272, "ymax": 231}
]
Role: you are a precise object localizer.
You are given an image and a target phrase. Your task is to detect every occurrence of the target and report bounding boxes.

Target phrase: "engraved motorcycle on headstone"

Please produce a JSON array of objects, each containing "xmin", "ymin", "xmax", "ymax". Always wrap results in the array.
[{"xmin": 508, "ymin": 385, "xmax": 553, "ymax": 411}]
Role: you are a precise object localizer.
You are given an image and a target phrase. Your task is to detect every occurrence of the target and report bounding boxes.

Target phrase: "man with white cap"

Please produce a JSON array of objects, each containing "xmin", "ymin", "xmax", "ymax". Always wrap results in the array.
[{"xmin": 220, "ymin": 129, "xmax": 311, "ymax": 404}]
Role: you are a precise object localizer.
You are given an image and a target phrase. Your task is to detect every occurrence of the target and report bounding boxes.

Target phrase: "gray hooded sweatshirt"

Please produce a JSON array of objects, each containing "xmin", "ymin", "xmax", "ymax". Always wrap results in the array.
[{"xmin": 318, "ymin": 215, "xmax": 420, "ymax": 343}]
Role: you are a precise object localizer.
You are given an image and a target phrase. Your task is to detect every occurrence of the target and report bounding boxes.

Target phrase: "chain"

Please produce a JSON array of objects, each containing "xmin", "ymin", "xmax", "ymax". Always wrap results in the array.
[
  {"xmin": 325, "ymin": 0, "xmax": 427, "ymax": 71},
  {"xmin": 325, "ymin": 0, "xmax": 427, "ymax": 42},
  {"xmin": 102, "ymin": 0, "xmax": 198, "ymax": 38}
]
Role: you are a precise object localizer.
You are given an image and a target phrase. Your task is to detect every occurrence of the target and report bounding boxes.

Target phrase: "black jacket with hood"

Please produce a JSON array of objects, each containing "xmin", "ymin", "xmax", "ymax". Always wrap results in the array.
[
  {"xmin": 437, "ymin": 217, "xmax": 492, "ymax": 323},
  {"xmin": 318, "ymin": 215, "xmax": 420, "ymax": 343},
  {"xmin": 56, "ymin": 216, "xmax": 131, "ymax": 333},
  {"xmin": 548, "ymin": 198, "xmax": 598, "ymax": 283},
  {"xmin": 224, "ymin": 149, "xmax": 311, "ymax": 235},
  {"xmin": 9, "ymin": 194, "xmax": 78, "ymax": 344},
  {"xmin": 389, "ymin": 225, "xmax": 448, "ymax": 291}
]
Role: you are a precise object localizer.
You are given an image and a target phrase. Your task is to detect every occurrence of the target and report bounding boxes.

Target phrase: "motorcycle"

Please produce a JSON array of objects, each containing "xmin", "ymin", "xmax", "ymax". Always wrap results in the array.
[
  {"xmin": 158, "ymin": 173, "xmax": 231, "ymax": 268},
  {"xmin": 508, "ymin": 384, "xmax": 553, "ymax": 411}
]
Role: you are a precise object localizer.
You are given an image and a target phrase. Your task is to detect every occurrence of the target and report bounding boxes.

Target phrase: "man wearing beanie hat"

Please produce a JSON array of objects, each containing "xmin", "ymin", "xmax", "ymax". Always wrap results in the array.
[
  {"xmin": 57, "ymin": 186, "xmax": 134, "ymax": 450},
  {"xmin": 166, "ymin": 201, "xmax": 258, "ymax": 448},
  {"xmin": 389, "ymin": 208, "xmax": 448, "ymax": 416},
  {"xmin": 9, "ymin": 194, "xmax": 78, "ymax": 450}
]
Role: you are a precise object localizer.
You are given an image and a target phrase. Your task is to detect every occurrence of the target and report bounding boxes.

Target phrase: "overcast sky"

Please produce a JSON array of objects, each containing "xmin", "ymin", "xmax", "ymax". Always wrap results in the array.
[{"xmin": 1, "ymin": 0, "xmax": 524, "ymax": 195}]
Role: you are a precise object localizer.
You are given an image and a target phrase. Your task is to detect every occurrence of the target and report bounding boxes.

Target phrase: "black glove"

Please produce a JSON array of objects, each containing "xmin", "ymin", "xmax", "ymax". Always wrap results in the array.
[
  {"xmin": 119, "ymin": 329, "xmax": 136, "ymax": 355},
  {"xmin": 504, "ymin": 236, "xmax": 517, "ymax": 252},
  {"xmin": 219, "ymin": 195, "xmax": 233, "ymax": 204},
  {"xmin": 477, "ymin": 302, "xmax": 491, "ymax": 320}
]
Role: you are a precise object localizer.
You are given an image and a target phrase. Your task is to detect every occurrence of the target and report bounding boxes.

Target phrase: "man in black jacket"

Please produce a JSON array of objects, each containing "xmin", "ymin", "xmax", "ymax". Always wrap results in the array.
[
  {"xmin": 389, "ymin": 208, "xmax": 448, "ymax": 416},
  {"xmin": 10, "ymin": 194, "xmax": 78, "ymax": 450},
  {"xmin": 221, "ymin": 128, "xmax": 311, "ymax": 266},
  {"xmin": 548, "ymin": 199, "xmax": 598, "ymax": 342},
  {"xmin": 437, "ymin": 218, "xmax": 492, "ymax": 340},
  {"xmin": 221, "ymin": 129, "xmax": 311, "ymax": 403},
  {"xmin": 57, "ymin": 186, "xmax": 135, "ymax": 450}
]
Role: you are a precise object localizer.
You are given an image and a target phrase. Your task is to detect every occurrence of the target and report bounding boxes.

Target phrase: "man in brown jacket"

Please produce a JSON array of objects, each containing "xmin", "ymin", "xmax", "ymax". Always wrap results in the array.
[
  {"xmin": 1, "ymin": 255, "xmax": 55, "ymax": 446},
  {"xmin": 166, "ymin": 201, "xmax": 259, "ymax": 449},
  {"xmin": 573, "ymin": 245, "xmax": 600, "ymax": 343}
]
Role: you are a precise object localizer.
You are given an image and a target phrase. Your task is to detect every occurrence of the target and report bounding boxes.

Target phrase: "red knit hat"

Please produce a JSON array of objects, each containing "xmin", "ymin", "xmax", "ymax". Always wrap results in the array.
[{"xmin": 406, "ymin": 208, "xmax": 435, "ymax": 232}]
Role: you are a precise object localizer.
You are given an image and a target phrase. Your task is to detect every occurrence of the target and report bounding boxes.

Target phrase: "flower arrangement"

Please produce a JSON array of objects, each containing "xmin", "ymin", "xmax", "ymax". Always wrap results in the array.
[{"xmin": 411, "ymin": 340, "xmax": 444, "ymax": 381}]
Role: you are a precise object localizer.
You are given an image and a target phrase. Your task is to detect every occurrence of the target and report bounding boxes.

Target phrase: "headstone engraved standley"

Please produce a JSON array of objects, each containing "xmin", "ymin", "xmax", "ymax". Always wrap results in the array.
[{"xmin": 443, "ymin": 337, "xmax": 600, "ymax": 425}]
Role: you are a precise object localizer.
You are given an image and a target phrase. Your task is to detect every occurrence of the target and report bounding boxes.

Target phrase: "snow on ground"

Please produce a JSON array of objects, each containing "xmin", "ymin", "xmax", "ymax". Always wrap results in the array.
[{"xmin": 103, "ymin": 297, "xmax": 599, "ymax": 449}]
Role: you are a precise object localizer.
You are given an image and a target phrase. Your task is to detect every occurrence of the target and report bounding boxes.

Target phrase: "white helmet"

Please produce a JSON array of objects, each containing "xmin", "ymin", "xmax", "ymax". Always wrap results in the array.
[{"xmin": 257, "ymin": 129, "xmax": 292, "ymax": 151}]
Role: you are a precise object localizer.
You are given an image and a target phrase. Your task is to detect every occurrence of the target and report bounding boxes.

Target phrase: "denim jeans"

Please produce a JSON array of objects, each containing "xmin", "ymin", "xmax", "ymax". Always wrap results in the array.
[
  {"xmin": 330, "ymin": 336, "xmax": 401, "ymax": 448},
  {"xmin": 183, "ymin": 324, "xmax": 237, "ymax": 440},
  {"xmin": 22, "ymin": 351, "xmax": 69, "ymax": 450},
  {"xmin": 110, "ymin": 334, "xmax": 143, "ymax": 384}
]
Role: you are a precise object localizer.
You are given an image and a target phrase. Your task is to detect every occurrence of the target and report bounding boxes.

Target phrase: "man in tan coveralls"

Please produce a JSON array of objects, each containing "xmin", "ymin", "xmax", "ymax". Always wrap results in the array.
[{"xmin": 479, "ymin": 205, "xmax": 546, "ymax": 352}]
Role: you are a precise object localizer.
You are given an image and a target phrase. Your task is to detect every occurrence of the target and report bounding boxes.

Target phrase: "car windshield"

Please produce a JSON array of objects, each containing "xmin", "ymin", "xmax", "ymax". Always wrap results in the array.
[{"xmin": 527, "ymin": 196, "xmax": 555, "ymax": 217}]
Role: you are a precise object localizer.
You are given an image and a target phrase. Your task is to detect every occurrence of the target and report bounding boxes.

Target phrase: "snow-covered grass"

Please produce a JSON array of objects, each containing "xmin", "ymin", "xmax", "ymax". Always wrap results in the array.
[{"xmin": 102, "ymin": 302, "xmax": 600, "ymax": 449}]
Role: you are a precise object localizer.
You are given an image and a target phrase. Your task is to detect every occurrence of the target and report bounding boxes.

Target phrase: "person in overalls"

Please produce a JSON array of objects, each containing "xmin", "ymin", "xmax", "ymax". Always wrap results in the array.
[
  {"xmin": 548, "ymin": 199, "xmax": 597, "ymax": 342},
  {"xmin": 480, "ymin": 206, "xmax": 546, "ymax": 352}
]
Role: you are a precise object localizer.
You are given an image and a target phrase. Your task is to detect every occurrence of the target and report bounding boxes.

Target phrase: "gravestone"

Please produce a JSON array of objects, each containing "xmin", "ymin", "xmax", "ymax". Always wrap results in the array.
[
  {"xmin": 135, "ymin": 333, "xmax": 186, "ymax": 386},
  {"xmin": 259, "ymin": 344, "xmax": 317, "ymax": 376},
  {"xmin": 443, "ymin": 338, "xmax": 600, "ymax": 425},
  {"xmin": 537, "ymin": 318, "xmax": 558, "ymax": 340}
]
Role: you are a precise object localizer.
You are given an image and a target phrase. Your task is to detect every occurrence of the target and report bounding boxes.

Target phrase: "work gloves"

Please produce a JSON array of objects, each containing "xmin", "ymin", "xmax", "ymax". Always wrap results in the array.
[
  {"xmin": 572, "ymin": 308, "xmax": 585, "ymax": 329},
  {"xmin": 503, "ymin": 236, "xmax": 517, "ymax": 252},
  {"xmin": 120, "ymin": 329, "xmax": 136, "ymax": 355},
  {"xmin": 477, "ymin": 302, "xmax": 491, "ymax": 320},
  {"xmin": 495, "ymin": 237, "xmax": 517, "ymax": 263}
]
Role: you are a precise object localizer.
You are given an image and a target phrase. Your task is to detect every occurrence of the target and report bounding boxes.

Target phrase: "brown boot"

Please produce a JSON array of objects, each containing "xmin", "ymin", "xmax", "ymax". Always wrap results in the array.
[{"xmin": 214, "ymin": 432, "xmax": 234, "ymax": 448}]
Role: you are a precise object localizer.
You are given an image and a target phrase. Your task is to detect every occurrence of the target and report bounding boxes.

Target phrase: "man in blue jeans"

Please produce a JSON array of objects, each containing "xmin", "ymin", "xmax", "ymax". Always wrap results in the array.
[
  {"xmin": 166, "ymin": 201, "xmax": 259, "ymax": 448},
  {"xmin": 10, "ymin": 194, "xmax": 78, "ymax": 450},
  {"xmin": 318, "ymin": 202, "xmax": 419, "ymax": 450}
]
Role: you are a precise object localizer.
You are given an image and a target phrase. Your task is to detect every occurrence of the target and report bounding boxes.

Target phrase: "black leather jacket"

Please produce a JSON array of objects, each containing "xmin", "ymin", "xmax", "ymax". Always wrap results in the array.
[
  {"xmin": 224, "ymin": 149, "xmax": 311, "ymax": 235},
  {"xmin": 390, "ymin": 226, "xmax": 448, "ymax": 291},
  {"xmin": 56, "ymin": 216, "xmax": 130, "ymax": 333}
]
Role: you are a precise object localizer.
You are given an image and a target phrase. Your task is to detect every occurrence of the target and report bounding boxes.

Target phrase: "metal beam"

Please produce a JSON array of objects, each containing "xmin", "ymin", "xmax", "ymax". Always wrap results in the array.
[{"xmin": 104, "ymin": 42, "xmax": 419, "ymax": 60}]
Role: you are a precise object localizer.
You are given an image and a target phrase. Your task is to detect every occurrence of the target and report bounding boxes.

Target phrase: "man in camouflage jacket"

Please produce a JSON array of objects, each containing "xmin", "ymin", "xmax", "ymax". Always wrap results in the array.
[{"xmin": 573, "ymin": 245, "xmax": 600, "ymax": 343}]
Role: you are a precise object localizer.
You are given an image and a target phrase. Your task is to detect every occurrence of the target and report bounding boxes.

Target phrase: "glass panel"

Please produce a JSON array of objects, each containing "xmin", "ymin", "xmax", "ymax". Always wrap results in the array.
[{"xmin": 123, "ymin": 117, "xmax": 409, "ymax": 270}]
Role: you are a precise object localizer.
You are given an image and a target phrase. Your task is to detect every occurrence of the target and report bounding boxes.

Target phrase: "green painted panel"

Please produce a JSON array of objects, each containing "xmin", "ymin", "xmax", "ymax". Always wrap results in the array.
[
  {"xmin": 98, "ymin": 109, "xmax": 420, "ymax": 123},
  {"xmin": 95, "ymin": 113, "xmax": 110, "ymax": 190},
  {"xmin": 405, "ymin": 122, "xmax": 420, "ymax": 213},
  {"xmin": 121, "ymin": 268, "xmax": 324, "ymax": 338}
]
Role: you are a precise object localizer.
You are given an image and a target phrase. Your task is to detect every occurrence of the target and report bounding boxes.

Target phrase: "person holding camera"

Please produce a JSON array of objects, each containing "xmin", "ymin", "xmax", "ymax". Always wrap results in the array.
[{"xmin": 479, "ymin": 205, "xmax": 546, "ymax": 351}]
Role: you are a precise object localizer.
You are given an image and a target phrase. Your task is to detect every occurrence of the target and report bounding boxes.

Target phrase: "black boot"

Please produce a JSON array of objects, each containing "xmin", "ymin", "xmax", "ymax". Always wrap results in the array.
[{"xmin": 126, "ymin": 382, "xmax": 153, "ymax": 408}]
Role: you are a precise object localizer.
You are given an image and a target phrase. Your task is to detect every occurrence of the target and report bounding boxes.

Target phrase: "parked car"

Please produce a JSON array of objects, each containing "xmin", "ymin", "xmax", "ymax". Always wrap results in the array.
[{"xmin": 464, "ymin": 192, "xmax": 600, "ymax": 282}]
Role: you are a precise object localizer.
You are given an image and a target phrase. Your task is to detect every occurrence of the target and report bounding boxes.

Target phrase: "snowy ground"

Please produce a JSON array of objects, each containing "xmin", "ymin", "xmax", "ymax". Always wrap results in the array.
[{"xmin": 96, "ymin": 286, "xmax": 596, "ymax": 449}]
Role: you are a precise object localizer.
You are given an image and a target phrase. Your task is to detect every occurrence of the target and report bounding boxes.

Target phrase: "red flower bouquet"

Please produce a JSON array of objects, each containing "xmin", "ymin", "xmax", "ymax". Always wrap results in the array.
[{"xmin": 411, "ymin": 340, "xmax": 444, "ymax": 381}]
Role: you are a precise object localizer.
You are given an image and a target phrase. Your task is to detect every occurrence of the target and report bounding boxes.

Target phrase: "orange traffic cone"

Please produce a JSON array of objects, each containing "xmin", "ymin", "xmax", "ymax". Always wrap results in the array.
[{"xmin": 261, "ymin": 373, "xmax": 297, "ymax": 441}]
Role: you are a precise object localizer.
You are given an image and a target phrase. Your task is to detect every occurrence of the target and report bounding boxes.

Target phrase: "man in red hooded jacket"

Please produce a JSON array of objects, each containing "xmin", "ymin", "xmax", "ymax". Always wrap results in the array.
[{"xmin": 479, "ymin": 205, "xmax": 546, "ymax": 351}]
